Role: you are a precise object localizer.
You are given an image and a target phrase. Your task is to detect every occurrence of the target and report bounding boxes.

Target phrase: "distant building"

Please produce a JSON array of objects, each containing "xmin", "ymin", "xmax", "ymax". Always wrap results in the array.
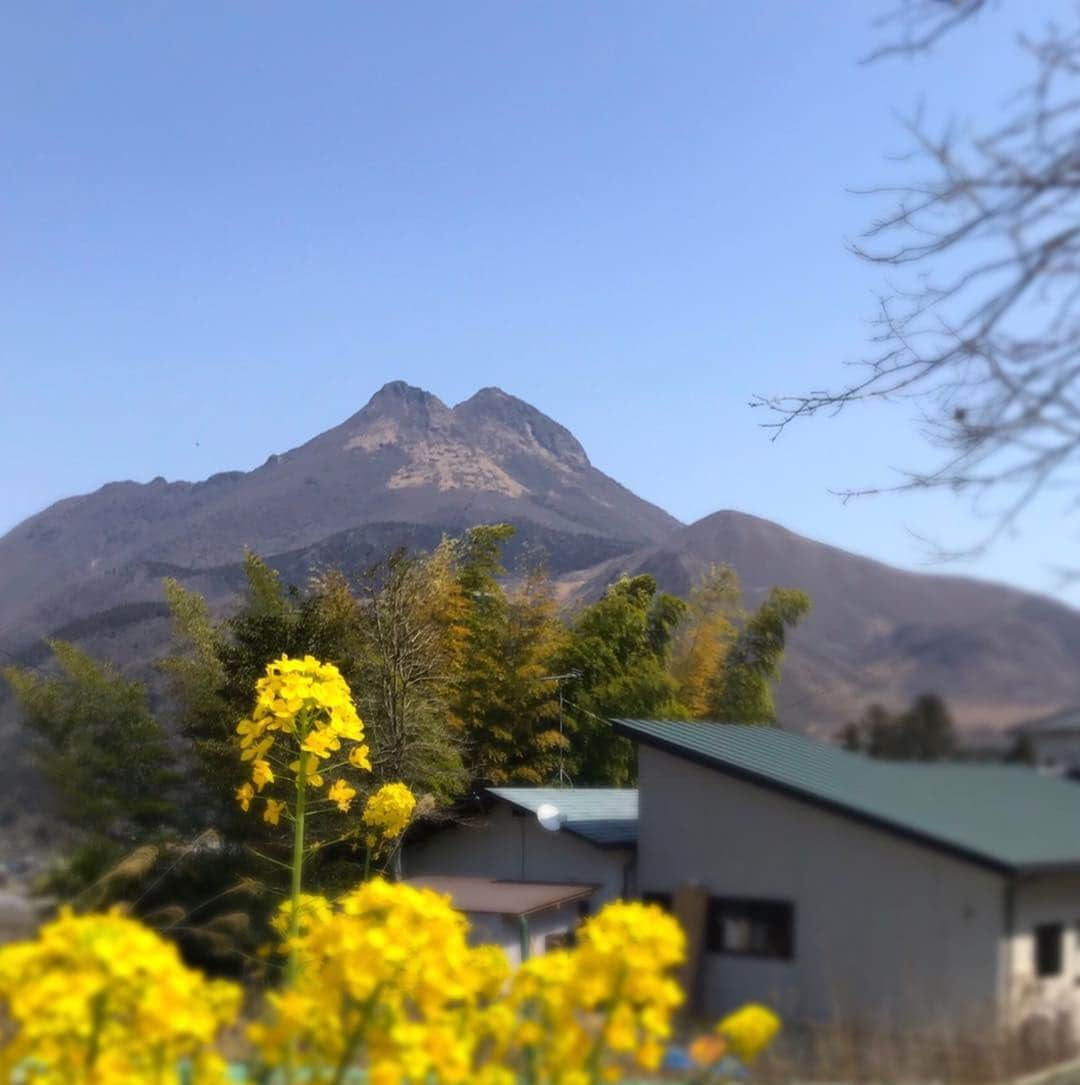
[
  {"xmin": 405, "ymin": 875, "xmax": 595, "ymax": 964},
  {"xmin": 1013, "ymin": 707, "xmax": 1080, "ymax": 777},
  {"xmin": 405, "ymin": 787, "xmax": 637, "ymax": 908},
  {"xmin": 614, "ymin": 718, "xmax": 1080, "ymax": 1033},
  {"xmin": 408, "ymin": 726, "xmax": 1080, "ymax": 1033}
]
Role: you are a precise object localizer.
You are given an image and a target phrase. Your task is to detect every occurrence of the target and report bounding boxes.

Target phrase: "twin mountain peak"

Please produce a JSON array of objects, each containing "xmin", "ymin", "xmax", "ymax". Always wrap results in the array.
[{"xmin": 3, "ymin": 381, "xmax": 1080, "ymax": 736}]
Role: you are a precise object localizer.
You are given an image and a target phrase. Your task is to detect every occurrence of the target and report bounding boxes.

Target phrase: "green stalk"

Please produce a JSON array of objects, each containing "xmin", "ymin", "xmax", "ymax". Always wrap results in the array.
[
  {"xmin": 585, "ymin": 969, "xmax": 626, "ymax": 1085},
  {"xmin": 287, "ymin": 747, "xmax": 309, "ymax": 985},
  {"xmin": 83, "ymin": 991, "xmax": 107, "ymax": 1082},
  {"xmin": 283, "ymin": 717, "xmax": 311, "ymax": 1085}
]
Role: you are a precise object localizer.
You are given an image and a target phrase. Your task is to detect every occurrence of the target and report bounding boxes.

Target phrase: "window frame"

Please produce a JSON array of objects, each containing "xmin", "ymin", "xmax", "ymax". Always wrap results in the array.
[
  {"xmin": 1035, "ymin": 922, "xmax": 1064, "ymax": 978},
  {"xmin": 706, "ymin": 896, "xmax": 795, "ymax": 961}
]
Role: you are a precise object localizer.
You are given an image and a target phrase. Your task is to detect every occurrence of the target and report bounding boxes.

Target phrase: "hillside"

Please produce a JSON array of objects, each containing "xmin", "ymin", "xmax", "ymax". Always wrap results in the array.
[
  {"xmin": 3, "ymin": 380, "xmax": 1079, "ymax": 758},
  {"xmin": 577, "ymin": 511, "xmax": 1080, "ymax": 732}
]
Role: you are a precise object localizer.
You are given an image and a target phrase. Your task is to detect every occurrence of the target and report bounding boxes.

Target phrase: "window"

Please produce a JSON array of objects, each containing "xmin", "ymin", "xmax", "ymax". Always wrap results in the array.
[
  {"xmin": 1036, "ymin": 923, "xmax": 1064, "ymax": 977},
  {"xmin": 707, "ymin": 898, "xmax": 794, "ymax": 960}
]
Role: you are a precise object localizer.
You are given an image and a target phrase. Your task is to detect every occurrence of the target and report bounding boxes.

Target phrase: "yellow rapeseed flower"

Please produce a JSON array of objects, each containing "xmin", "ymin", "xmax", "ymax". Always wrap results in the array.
[
  {"xmin": 0, "ymin": 909, "xmax": 240, "ymax": 1084},
  {"xmin": 361, "ymin": 782, "xmax": 416, "ymax": 847},
  {"xmin": 234, "ymin": 654, "xmax": 369, "ymax": 816},
  {"xmin": 716, "ymin": 1002, "xmax": 781, "ymax": 1064},
  {"xmin": 328, "ymin": 778, "xmax": 357, "ymax": 813}
]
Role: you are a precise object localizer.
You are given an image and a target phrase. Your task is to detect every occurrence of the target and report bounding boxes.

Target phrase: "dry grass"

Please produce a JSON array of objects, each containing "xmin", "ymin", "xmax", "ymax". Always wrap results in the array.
[{"xmin": 752, "ymin": 1013, "xmax": 1079, "ymax": 1085}]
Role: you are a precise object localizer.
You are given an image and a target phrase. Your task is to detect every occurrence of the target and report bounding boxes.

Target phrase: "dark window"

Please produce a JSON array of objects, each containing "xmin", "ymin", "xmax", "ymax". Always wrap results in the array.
[
  {"xmin": 707, "ymin": 898, "xmax": 794, "ymax": 960},
  {"xmin": 1036, "ymin": 924, "xmax": 1064, "ymax": 977}
]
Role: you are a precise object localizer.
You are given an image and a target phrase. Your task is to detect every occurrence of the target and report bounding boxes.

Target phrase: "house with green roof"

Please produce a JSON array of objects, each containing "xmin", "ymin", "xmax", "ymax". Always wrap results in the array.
[
  {"xmin": 404, "ymin": 787, "xmax": 637, "ymax": 915},
  {"xmin": 613, "ymin": 718, "xmax": 1080, "ymax": 1032}
]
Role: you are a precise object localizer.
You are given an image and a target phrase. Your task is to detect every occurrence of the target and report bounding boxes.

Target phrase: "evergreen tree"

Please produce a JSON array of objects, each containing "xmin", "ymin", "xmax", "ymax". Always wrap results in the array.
[
  {"xmin": 842, "ymin": 694, "xmax": 956, "ymax": 761},
  {"xmin": 708, "ymin": 587, "xmax": 811, "ymax": 724},
  {"xmin": 559, "ymin": 575, "xmax": 686, "ymax": 785},
  {"xmin": 668, "ymin": 564, "xmax": 741, "ymax": 717},
  {"xmin": 444, "ymin": 526, "xmax": 569, "ymax": 786},
  {"xmin": 3, "ymin": 641, "xmax": 176, "ymax": 841}
]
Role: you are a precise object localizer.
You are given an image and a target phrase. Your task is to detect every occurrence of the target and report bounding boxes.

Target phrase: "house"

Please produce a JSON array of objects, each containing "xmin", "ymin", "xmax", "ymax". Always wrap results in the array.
[
  {"xmin": 404, "ymin": 787, "xmax": 637, "ymax": 907},
  {"xmin": 1014, "ymin": 707, "xmax": 1080, "ymax": 777},
  {"xmin": 613, "ymin": 718, "xmax": 1080, "ymax": 1032},
  {"xmin": 405, "ymin": 874, "xmax": 595, "ymax": 964}
]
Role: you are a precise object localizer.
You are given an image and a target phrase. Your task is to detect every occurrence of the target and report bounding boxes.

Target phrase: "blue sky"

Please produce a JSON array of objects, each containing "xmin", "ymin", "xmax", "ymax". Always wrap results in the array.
[{"xmin": 3, "ymin": 2, "xmax": 1076, "ymax": 600}]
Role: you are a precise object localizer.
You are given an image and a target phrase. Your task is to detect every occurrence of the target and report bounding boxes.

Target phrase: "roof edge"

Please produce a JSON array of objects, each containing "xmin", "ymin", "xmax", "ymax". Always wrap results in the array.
[
  {"xmin": 613, "ymin": 719, "xmax": 1020, "ymax": 878},
  {"xmin": 485, "ymin": 789, "xmax": 637, "ymax": 852}
]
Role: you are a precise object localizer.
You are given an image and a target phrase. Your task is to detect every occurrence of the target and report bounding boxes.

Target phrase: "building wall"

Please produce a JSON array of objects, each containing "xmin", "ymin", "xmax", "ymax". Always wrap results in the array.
[
  {"xmin": 467, "ymin": 902, "xmax": 585, "ymax": 966},
  {"xmin": 1008, "ymin": 873, "xmax": 1080, "ymax": 1033},
  {"xmin": 637, "ymin": 746, "xmax": 1006, "ymax": 1029},
  {"xmin": 404, "ymin": 802, "xmax": 634, "ymax": 907},
  {"xmin": 1029, "ymin": 733, "xmax": 1080, "ymax": 776}
]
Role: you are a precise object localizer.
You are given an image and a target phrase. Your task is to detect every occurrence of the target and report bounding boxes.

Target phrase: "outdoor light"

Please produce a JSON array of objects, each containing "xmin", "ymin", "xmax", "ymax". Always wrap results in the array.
[{"xmin": 536, "ymin": 802, "xmax": 563, "ymax": 832}]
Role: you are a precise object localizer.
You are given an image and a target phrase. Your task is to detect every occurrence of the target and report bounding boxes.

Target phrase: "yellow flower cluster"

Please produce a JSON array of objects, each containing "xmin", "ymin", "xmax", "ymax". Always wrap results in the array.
[
  {"xmin": 0, "ymin": 887, "xmax": 779, "ymax": 1085},
  {"xmin": 251, "ymin": 885, "xmax": 689, "ymax": 1085},
  {"xmin": 234, "ymin": 654, "xmax": 371, "ymax": 821},
  {"xmin": 361, "ymin": 782, "xmax": 418, "ymax": 848},
  {"xmin": 250, "ymin": 878, "xmax": 511, "ymax": 1085},
  {"xmin": 0, "ymin": 908, "xmax": 239, "ymax": 1085},
  {"xmin": 690, "ymin": 1002, "xmax": 781, "ymax": 1078},
  {"xmin": 503, "ymin": 901, "xmax": 686, "ymax": 1083}
]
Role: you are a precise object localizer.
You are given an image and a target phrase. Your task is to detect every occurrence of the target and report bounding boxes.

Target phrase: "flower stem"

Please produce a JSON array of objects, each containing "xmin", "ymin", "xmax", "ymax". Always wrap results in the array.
[
  {"xmin": 283, "ymin": 741, "xmax": 310, "ymax": 1085},
  {"xmin": 287, "ymin": 749, "xmax": 309, "ymax": 984}
]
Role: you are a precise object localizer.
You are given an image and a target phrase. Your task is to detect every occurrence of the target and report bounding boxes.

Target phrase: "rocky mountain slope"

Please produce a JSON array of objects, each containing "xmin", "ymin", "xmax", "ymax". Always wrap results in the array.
[
  {"xmin": 0, "ymin": 382, "xmax": 678, "ymax": 652},
  {"xmin": 3, "ymin": 380, "xmax": 1079, "ymax": 745},
  {"xmin": 577, "ymin": 511, "xmax": 1080, "ymax": 732}
]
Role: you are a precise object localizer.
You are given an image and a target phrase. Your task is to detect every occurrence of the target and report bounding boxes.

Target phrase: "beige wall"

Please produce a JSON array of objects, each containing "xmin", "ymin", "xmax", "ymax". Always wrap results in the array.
[
  {"xmin": 1008, "ymin": 873, "xmax": 1080, "ymax": 1032},
  {"xmin": 404, "ymin": 802, "xmax": 634, "ymax": 907},
  {"xmin": 637, "ymin": 745, "xmax": 1007, "ymax": 1029}
]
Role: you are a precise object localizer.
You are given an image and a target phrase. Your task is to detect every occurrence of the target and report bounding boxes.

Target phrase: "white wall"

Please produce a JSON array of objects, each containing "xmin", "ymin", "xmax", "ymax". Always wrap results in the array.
[
  {"xmin": 1008, "ymin": 873, "xmax": 1080, "ymax": 1033},
  {"xmin": 404, "ymin": 802, "xmax": 634, "ymax": 907},
  {"xmin": 467, "ymin": 902, "xmax": 585, "ymax": 966},
  {"xmin": 637, "ymin": 746, "xmax": 1007, "ymax": 1029}
]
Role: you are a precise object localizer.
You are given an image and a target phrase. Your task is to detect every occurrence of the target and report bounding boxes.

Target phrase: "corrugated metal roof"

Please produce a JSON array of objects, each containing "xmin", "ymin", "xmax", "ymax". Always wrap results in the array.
[
  {"xmin": 487, "ymin": 787, "xmax": 638, "ymax": 848},
  {"xmin": 613, "ymin": 719, "xmax": 1080, "ymax": 874},
  {"xmin": 405, "ymin": 875, "xmax": 595, "ymax": 916}
]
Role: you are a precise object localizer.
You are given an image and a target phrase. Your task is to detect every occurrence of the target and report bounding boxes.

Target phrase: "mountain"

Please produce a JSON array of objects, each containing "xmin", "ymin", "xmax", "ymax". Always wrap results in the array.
[
  {"xmin": 0, "ymin": 382, "xmax": 679, "ymax": 652},
  {"xmin": 3, "ymin": 379, "xmax": 1080, "ymax": 760},
  {"xmin": 576, "ymin": 511, "xmax": 1080, "ymax": 733}
]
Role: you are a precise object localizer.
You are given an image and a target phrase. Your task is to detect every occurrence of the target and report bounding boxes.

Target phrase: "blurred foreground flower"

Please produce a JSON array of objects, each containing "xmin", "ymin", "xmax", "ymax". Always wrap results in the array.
[{"xmin": 0, "ymin": 908, "xmax": 239, "ymax": 1084}]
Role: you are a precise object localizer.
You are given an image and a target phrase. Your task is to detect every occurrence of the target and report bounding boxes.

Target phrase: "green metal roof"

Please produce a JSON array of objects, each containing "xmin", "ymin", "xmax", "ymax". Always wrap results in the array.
[
  {"xmin": 487, "ymin": 788, "xmax": 638, "ymax": 848},
  {"xmin": 613, "ymin": 719, "xmax": 1080, "ymax": 875}
]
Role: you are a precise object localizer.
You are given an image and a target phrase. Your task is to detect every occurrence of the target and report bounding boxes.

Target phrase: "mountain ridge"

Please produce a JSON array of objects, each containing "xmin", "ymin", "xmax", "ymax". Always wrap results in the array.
[{"xmin": 3, "ymin": 380, "xmax": 1079, "ymax": 740}]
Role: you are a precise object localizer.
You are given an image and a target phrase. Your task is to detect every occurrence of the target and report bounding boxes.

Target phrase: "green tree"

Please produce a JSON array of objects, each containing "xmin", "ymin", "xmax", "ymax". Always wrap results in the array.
[
  {"xmin": 444, "ymin": 526, "xmax": 570, "ymax": 786},
  {"xmin": 842, "ymin": 694, "xmax": 956, "ymax": 761},
  {"xmin": 352, "ymin": 550, "xmax": 467, "ymax": 799},
  {"xmin": 162, "ymin": 550, "xmax": 465, "ymax": 829},
  {"xmin": 2, "ymin": 641, "xmax": 176, "ymax": 841},
  {"xmin": 707, "ymin": 587, "xmax": 811, "ymax": 724},
  {"xmin": 668, "ymin": 564, "xmax": 741, "ymax": 717},
  {"xmin": 559, "ymin": 575, "xmax": 687, "ymax": 785}
]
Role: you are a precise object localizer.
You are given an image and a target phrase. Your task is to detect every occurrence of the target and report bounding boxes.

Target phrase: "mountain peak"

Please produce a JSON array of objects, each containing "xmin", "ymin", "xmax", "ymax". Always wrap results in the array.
[
  {"xmin": 362, "ymin": 380, "xmax": 450, "ymax": 418},
  {"xmin": 453, "ymin": 386, "xmax": 590, "ymax": 469}
]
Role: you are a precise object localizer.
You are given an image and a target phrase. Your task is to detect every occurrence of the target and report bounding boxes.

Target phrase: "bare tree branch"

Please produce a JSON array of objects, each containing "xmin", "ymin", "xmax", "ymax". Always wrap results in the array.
[{"xmin": 756, "ymin": 9, "xmax": 1080, "ymax": 556}]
